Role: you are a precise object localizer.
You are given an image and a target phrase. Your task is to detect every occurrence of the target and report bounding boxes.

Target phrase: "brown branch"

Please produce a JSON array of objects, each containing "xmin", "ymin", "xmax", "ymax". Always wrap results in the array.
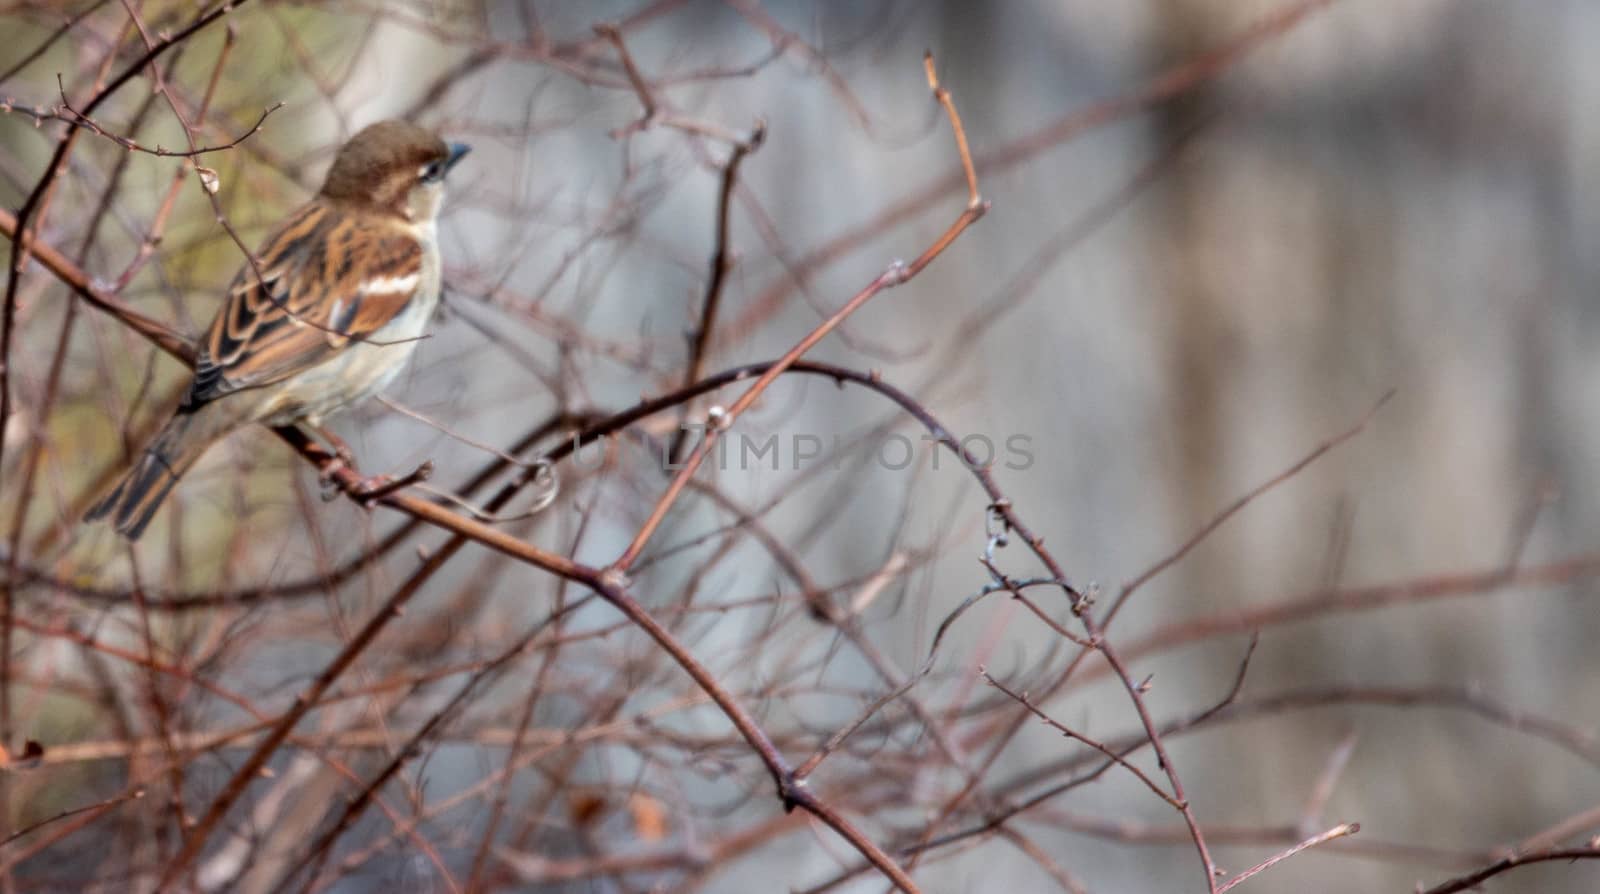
[
  {"xmin": 929, "ymin": 386, "xmax": 1396, "ymax": 884},
  {"xmin": 1086, "ymin": 636, "xmax": 1221, "ymax": 889},
  {"xmin": 0, "ymin": 1, "xmax": 243, "ymax": 480},
  {"xmin": 1104, "ymin": 555, "xmax": 1600, "ymax": 676},
  {"xmin": 0, "ymin": 1, "xmax": 113, "ymax": 88},
  {"xmin": 144, "ymin": 83, "xmax": 979, "ymax": 877},
  {"xmin": 23, "ymin": 187, "xmax": 1551, "ymax": 885},
  {"xmin": 158, "ymin": 437, "xmax": 585, "ymax": 887},
  {"xmin": 721, "ymin": 0, "xmax": 1344, "ymax": 346},
  {"xmin": 0, "ymin": 787, "xmax": 144, "ymax": 850},
  {"xmin": 0, "ymin": 40, "xmax": 1331, "ymax": 889},
  {"xmin": 1113, "ymin": 389, "xmax": 1396, "ymax": 619},
  {"xmin": 54, "ymin": 75, "xmax": 282, "ymax": 158},
  {"xmin": 0, "ymin": 207, "xmax": 192, "ymax": 361},
  {"xmin": 968, "ymin": 678, "xmax": 1599, "ymax": 854},
  {"xmin": 0, "ymin": 4, "xmax": 1393, "ymax": 889},
  {"xmin": 1216, "ymin": 823, "xmax": 1360, "ymax": 892},
  {"xmin": 981, "ymin": 669, "xmax": 1181, "ymax": 810},
  {"xmin": 724, "ymin": 0, "xmax": 874, "ymax": 133},
  {"xmin": 286, "ymin": 613, "xmax": 583, "ymax": 894},
  {"xmin": 594, "ymin": 22, "xmax": 656, "ymax": 131},
  {"xmin": 611, "ymin": 52, "xmax": 988, "ymax": 574},
  {"xmin": 669, "ymin": 120, "xmax": 766, "ymax": 463},
  {"xmin": 1419, "ymin": 847, "xmax": 1600, "ymax": 894},
  {"xmin": 119, "ymin": 303, "xmax": 1010, "ymax": 894}
]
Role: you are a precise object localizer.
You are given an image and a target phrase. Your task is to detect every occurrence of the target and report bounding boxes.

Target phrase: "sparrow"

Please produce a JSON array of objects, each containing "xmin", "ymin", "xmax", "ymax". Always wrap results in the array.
[{"xmin": 87, "ymin": 119, "xmax": 470, "ymax": 540}]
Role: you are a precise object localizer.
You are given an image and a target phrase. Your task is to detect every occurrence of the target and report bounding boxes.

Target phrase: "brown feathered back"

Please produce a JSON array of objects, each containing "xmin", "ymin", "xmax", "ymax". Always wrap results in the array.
[{"xmin": 182, "ymin": 201, "xmax": 425, "ymax": 411}]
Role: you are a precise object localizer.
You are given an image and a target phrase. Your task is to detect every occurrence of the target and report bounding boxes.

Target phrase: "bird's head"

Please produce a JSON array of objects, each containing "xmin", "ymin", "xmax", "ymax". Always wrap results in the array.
[{"xmin": 318, "ymin": 120, "xmax": 470, "ymax": 224}]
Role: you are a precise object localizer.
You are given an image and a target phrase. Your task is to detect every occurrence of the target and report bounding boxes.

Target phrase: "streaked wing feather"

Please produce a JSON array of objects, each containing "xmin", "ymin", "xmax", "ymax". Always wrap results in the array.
[{"xmin": 182, "ymin": 203, "xmax": 423, "ymax": 410}]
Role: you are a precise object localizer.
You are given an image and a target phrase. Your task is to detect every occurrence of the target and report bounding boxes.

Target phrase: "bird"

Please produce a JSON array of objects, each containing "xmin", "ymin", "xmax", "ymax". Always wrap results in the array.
[{"xmin": 87, "ymin": 119, "xmax": 470, "ymax": 540}]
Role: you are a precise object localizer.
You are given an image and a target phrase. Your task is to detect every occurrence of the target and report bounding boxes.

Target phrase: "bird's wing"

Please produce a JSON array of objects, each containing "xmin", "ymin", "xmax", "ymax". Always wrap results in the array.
[{"xmin": 182, "ymin": 202, "xmax": 425, "ymax": 411}]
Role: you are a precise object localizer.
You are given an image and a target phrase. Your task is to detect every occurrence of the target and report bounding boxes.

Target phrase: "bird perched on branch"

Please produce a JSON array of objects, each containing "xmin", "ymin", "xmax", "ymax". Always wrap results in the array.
[{"xmin": 88, "ymin": 120, "xmax": 470, "ymax": 540}]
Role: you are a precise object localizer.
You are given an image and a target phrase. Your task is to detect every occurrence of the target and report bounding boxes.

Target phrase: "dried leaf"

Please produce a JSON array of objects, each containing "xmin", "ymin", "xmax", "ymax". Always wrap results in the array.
[
  {"xmin": 568, "ymin": 793, "xmax": 606, "ymax": 827},
  {"xmin": 629, "ymin": 793, "xmax": 667, "ymax": 841}
]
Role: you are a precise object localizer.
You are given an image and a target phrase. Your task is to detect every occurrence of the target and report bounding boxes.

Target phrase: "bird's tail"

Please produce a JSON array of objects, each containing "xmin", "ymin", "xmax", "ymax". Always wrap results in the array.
[{"xmin": 86, "ymin": 409, "xmax": 225, "ymax": 541}]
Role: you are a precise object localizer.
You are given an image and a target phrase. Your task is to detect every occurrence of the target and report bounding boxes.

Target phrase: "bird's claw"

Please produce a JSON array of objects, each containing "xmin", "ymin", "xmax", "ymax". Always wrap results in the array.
[
  {"xmin": 350, "ymin": 461, "xmax": 433, "ymax": 508},
  {"xmin": 318, "ymin": 451, "xmax": 353, "ymax": 501}
]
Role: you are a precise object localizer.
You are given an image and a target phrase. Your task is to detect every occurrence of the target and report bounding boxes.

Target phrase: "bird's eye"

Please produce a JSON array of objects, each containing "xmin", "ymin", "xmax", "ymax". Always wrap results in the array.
[{"xmin": 419, "ymin": 161, "xmax": 444, "ymax": 183}]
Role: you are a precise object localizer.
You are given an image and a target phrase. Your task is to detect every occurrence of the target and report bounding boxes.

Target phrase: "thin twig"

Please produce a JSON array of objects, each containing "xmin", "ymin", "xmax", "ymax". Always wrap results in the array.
[
  {"xmin": 669, "ymin": 120, "xmax": 766, "ymax": 462},
  {"xmin": 1419, "ymin": 847, "xmax": 1600, "ymax": 894},
  {"xmin": 1216, "ymin": 823, "xmax": 1359, "ymax": 893},
  {"xmin": 55, "ymin": 76, "xmax": 281, "ymax": 157},
  {"xmin": 0, "ymin": 788, "xmax": 145, "ymax": 849},
  {"xmin": 610, "ymin": 52, "xmax": 988, "ymax": 574},
  {"xmin": 981, "ymin": 669, "xmax": 1181, "ymax": 810}
]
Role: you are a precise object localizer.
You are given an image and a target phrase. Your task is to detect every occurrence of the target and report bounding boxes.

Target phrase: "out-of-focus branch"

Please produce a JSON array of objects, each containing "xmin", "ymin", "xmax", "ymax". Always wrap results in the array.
[
  {"xmin": 668, "ymin": 120, "xmax": 765, "ymax": 463},
  {"xmin": 721, "ymin": 0, "xmax": 1346, "ymax": 346},
  {"xmin": 611, "ymin": 52, "xmax": 988, "ymax": 575},
  {"xmin": 0, "ymin": 207, "xmax": 193, "ymax": 361}
]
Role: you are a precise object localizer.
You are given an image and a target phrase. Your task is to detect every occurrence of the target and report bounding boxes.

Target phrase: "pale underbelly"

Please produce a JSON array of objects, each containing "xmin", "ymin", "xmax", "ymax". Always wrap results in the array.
[{"xmin": 257, "ymin": 292, "xmax": 436, "ymax": 427}]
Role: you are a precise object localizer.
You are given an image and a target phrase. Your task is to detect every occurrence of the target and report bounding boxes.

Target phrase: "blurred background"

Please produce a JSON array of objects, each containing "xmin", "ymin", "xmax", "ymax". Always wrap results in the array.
[{"xmin": 2, "ymin": 0, "xmax": 1598, "ymax": 891}]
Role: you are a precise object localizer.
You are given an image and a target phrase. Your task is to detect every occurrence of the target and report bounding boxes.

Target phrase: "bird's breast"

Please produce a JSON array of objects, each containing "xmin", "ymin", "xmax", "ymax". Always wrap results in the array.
[{"xmin": 260, "ymin": 266, "xmax": 441, "ymax": 427}]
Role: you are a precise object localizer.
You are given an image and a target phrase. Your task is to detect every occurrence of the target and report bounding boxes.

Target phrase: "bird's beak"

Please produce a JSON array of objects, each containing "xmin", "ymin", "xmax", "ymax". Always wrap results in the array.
[{"xmin": 443, "ymin": 142, "xmax": 471, "ymax": 175}]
